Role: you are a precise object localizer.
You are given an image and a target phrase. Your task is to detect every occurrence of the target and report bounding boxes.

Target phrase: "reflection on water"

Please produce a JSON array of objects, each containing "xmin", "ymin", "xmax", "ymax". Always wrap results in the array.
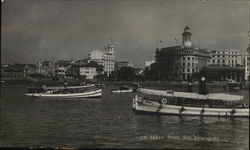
[{"xmin": 0, "ymin": 85, "xmax": 249, "ymax": 149}]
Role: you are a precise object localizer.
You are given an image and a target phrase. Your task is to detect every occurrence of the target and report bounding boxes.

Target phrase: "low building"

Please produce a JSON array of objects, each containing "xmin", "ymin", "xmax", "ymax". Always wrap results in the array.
[
  {"xmin": 79, "ymin": 61, "xmax": 104, "ymax": 80},
  {"xmin": 144, "ymin": 60, "xmax": 155, "ymax": 68},
  {"xmin": 56, "ymin": 66, "xmax": 67, "ymax": 77},
  {"xmin": 1, "ymin": 63, "xmax": 37, "ymax": 79},
  {"xmin": 202, "ymin": 65, "xmax": 245, "ymax": 82},
  {"xmin": 66, "ymin": 65, "xmax": 80, "ymax": 77},
  {"xmin": 37, "ymin": 61, "xmax": 56, "ymax": 77},
  {"xmin": 115, "ymin": 61, "xmax": 133, "ymax": 70}
]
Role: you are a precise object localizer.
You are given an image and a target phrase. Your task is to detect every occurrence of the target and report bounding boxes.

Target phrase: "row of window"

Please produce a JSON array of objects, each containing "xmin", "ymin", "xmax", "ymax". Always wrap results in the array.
[
  {"xmin": 212, "ymin": 59, "xmax": 238, "ymax": 64},
  {"xmin": 214, "ymin": 51, "xmax": 239, "ymax": 54}
]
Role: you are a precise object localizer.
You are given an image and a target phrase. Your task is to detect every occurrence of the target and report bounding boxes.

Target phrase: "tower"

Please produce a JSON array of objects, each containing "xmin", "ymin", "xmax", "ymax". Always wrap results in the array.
[
  {"xmin": 107, "ymin": 43, "xmax": 115, "ymax": 54},
  {"xmin": 182, "ymin": 26, "xmax": 192, "ymax": 48}
]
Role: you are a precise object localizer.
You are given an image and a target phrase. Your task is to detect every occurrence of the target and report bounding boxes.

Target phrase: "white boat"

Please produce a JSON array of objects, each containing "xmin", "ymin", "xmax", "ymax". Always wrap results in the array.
[
  {"xmin": 25, "ymin": 84, "xmax": 102, "ymax": 98},
  {"xmin": 112, "ymin": 86, "xmax": 134, "ymax": 93},
  {"xmin": 133, "ymin": 88, "xmax": 249, "ymax": 117}
]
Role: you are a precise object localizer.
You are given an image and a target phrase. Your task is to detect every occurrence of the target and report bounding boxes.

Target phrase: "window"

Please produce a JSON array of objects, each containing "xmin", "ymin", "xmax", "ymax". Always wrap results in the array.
[
  {"xmin": 188, "ymin": 63, "xmax": 190, "ymax": 66},
  {"xmin": 188, "ymin": 57, "xmax": 190, "ymax": 60},
  {"xmin": 183, "ymin": 63, "xmax": 185, "ymax": 66},
  {"xmin": 187, "ymin": 69, "xmax": 190, "ymax": 72}
]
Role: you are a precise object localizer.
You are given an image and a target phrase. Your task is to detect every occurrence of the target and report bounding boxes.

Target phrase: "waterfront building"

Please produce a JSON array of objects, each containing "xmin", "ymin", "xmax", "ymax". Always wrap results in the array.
[
  {"xmin": 209, "ymin": 49, "xmax": 244, "ymax": 67},
  {"xmin": 115, "ymin": 61, "xmax": 134, "ymax": 70},
  {"xmin": 144, "ymin": 60, "xmax": 155, "ymax": 68},
  {"xmin": 79, "ymin": 61, "xmax": 103, "ymax": 80},
  {"xmin": 55, "ymin": 66, "xmax": 67, "ymax": 77},
  {"xmin": 155, "ymin": 26, "xmax": 211, "ymax": 81},
  {"xmin": 1, "ymin": 64, "xmax": 37, "ymax": 79},
  {"xmin": 244, "ymin": 50, "xmax": 250, "ymax": 81},
  {"xmin": 66, "ymin": 64, "xmax": 80, "ymax": 77},
  {"xmin": 88, "ymin": 42, "xmax": 115, "ymax": 77},
  {"xmin": 202, "ymin": 65, "xmax": 245, "ymax": 82},
  {"xmin": 37, "ymin": 60, "xmax": 56, "ymax": 77}
]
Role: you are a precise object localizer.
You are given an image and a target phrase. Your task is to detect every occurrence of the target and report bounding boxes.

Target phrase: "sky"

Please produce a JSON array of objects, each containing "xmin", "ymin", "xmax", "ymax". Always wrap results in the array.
[{"xmin": 1, "ymin": 0, "xmax": 250, "ymax": 67}]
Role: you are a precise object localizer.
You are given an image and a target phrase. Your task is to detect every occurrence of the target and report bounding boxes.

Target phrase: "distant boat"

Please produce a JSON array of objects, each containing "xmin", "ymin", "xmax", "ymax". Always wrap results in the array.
[
  {"xmin": 25, "ymin": 84, "xmax": 102, "ymax": 98},
  {"xmin": 112, "ymin": 86, "xmax": 134, "ymax": 93}
]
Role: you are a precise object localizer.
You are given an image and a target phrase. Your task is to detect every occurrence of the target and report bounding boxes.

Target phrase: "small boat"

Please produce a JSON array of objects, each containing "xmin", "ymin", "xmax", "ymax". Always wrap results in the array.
[
  {"xmin": 112, "ymin": 86, "xmax": 134, "ymax": 93},
  {"xmin": 133, "ymin": 88, "xmax": 249, "ymax": 117},
  {"xmin": 25, "ymin": 84, "xmax": 102, "ymax": 98}
]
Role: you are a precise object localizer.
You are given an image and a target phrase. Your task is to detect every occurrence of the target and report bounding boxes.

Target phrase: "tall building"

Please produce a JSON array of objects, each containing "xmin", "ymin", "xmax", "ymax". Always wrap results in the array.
[
  {"xmin": 155, "ymin": 26, "xmax": 211, "ymax": 81},
  {"xmin": 89, "ymin": 42, "xmax": 115, "ymax": 77}
]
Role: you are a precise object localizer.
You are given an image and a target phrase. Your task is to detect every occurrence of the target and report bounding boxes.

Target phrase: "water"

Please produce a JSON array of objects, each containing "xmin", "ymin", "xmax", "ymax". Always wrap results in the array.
[{"xmin": 0, "ymin": 84, "xmax": 249, "ymax": 149}]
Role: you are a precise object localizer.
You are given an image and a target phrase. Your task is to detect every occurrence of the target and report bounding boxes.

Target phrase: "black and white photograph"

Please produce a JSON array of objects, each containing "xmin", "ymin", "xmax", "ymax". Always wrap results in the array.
[{"xmin": 1, "ymin": 0, "xmax": 249, "ymax": 149}]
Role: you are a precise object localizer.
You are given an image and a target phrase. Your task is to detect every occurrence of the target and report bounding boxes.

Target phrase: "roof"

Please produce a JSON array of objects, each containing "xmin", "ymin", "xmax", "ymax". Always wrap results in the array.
[
  {"xmin": 42, "ymin": 84, "xmax": 95, "ymax": 90},
  {"xmin": 138, "ymin": 88, "xmax": 243, "ymax": 101},
  {"xmin": 81, "ymin": 61, "xmax": 103, "ymax": 71}
]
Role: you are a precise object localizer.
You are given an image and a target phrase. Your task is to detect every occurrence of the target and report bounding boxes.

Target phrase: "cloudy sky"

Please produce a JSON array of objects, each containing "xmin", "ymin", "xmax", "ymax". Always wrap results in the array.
[{"xmin": 1, "ymin": 0, "xmax": 249, "ymax": 67}]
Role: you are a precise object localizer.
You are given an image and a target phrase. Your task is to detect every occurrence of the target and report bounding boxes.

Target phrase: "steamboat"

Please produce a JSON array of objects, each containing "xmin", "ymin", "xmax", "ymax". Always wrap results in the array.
[
  {"xmin": 133, "ymin": 77, "xmax": 249, "ymax": 117},
  {"xmin": 26, "ymin": 84, "xmax": 102, "ymax": 98}
]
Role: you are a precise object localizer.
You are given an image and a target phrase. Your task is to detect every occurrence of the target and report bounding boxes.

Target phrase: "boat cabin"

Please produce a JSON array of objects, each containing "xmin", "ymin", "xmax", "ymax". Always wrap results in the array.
[{"xmin": 27, "ymin": 84, "xmax": 97, "ymax": 94}]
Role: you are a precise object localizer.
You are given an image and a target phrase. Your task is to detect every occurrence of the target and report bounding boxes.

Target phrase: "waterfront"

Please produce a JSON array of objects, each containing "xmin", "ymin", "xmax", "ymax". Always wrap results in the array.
[{"xmin": 0, "ymin": 84, "xmax": 249, "ymax": 149}]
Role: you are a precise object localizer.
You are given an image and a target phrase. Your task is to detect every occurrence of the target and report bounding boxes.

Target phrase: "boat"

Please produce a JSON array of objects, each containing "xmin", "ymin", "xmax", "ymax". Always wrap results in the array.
[
  {"xmin": 133, "ymin": 88, "xmax": 249, "ymax": 117},
  {"xmin": 112, "ymin": 86, "xmax": 134, "ymax": 93},
  {"xmin": 133, "ymin": 77, "xmax": 249, "ymax": 117},
  {"xmin": 25, "ymin": 84, "xmax": 102, "ymax": 98}
]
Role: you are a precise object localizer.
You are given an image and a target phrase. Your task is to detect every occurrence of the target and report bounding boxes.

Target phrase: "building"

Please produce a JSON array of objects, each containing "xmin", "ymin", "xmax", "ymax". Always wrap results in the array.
[
  {"xmin": 37, "ymin": 60, "xmax": 56, "ymax": 77},
  {"xmin": 144, "ymin": 60, "xmax": 155, "ymax": 68},
  {"xmin": 66, "ymin": 64, "xmax": 80, "ymax": 77},
  {"xmin": 155, "ymin": 26, "xmax": 211, "ymax": 81},
  {"xmin": 80, "ymin": 66, "xmax": 97, "ymax": 80},
  {"xmin": 115, "ymin": 61, "xmax": 134, "ymax": 70},
  {"xmin": 1, "ymin": 64, "xmax": 37, "ymax": 79},
  {"xmin": 79, "ymin": 61, "xmax": 104, "ymax": 80},
  {"xmin": 209, "ymin": 49, "xmax": 244, "ymax": 67},
  {"xmin": 55, "ymin": 66, "xmax": 67, "ymax": 77},
  {"xmin": 244, "ymin": 50, "xmax": 250, "ymax": 81},
  {"xmin": 89, "ymin": 42, "xmax": 115, "ymax": 77},
  {"xmin": 202, "ymin": 65, "xmax": 245, "ymax": 82}
]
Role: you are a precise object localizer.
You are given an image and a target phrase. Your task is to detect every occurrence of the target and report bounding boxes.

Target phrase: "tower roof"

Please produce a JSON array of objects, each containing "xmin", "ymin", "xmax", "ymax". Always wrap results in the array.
[
  {"xmin": 184, "ymin": 25, "xmax": 190, "ymax": 30},
  {"xmin": 183, "ymin": 25, "xmax": 192, "ymax": 36}
]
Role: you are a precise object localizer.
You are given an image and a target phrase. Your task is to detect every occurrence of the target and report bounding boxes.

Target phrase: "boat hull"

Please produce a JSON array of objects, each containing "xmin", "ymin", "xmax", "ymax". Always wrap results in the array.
[
  {"xmin": 26, "ymin": 89, "xmax": 102, "ymax": 98},
  {"xmin": 133, "ymin": 95, "xmax": 249, "ymax": 117}
]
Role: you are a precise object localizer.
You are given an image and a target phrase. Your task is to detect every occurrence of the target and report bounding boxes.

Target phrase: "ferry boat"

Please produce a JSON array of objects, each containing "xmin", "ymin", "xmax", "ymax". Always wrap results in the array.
[
  {"xmin": 133, "ymin": 78, "xmax": 249, "ymax": 117},
  {"xmin": 25, "ymin": 84, "xmax": 102, "ymax": 98}
]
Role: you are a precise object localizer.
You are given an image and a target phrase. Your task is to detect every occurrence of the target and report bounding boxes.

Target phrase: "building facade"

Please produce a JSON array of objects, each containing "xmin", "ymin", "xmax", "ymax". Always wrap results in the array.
[
  {"xmin": 89, "ymin": 42, "xmax": 115, "ymax": 77},
  {"xmin": 244, "ymin": 49, "xmax": 250, "ymax": 81},
  {"xmin": 144, "ymin": 60, "xmax": 155, "ymax": 68},
  {"xmin": 209, "ymin": 49, "xmax": 244, "ymax": 67},
  {"xmin": 79, "ymin": 67, "xmax": 97, "ymax": 80},
  {"xmin": 155, "ymin": 26, "xmax": 211, "ymax": 81}
]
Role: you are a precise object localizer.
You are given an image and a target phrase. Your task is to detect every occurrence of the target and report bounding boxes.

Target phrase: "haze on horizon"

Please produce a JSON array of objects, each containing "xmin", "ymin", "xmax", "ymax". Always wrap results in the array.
[{"xmin": 1, "ymin": 0, "xmax": 249, "ymax": 68}]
